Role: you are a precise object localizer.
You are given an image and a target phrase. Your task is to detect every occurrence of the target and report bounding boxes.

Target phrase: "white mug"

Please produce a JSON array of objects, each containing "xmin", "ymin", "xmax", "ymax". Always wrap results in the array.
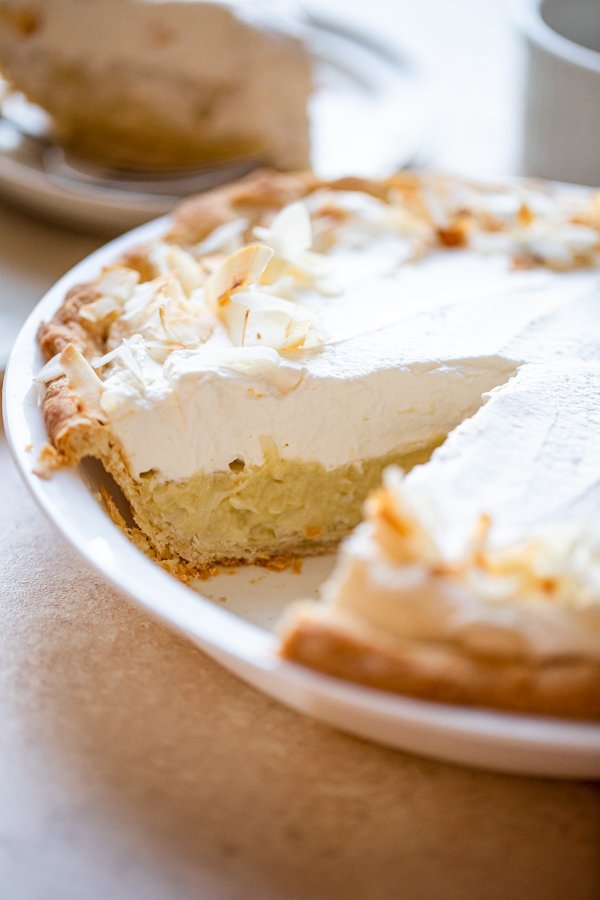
[{"xmin": 515, "ymin": 0, "xmax": 600, "ymax": 186}]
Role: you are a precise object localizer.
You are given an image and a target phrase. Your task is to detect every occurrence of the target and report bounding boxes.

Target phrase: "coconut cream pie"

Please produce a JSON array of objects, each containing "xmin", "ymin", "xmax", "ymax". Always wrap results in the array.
[
  {"xmin": 35, "ymin": 170, "xmax": 600, "ymax": 715},
  {"xmin": 0, "ymin": 0, "xmax": 311, "ymax": 169}
]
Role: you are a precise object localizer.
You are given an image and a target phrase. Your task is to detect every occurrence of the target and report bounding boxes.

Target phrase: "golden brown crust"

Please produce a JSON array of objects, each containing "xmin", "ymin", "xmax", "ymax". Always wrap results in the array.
[
  {"xmin": 279, "ymin": 606, "xmax": 600, "ymax": 721},
  {"xmin": 39, "ymin": 376, "xmax": 104, "ymax": 467},
  {"xmin": 169, "ymin": 168, "xmax": 420, "ymax": 246},
  {"xmin": 166, "ymin": 169, "xmax": 319, "ymax": 245},
  {"xmin": 165, "ymin": 168, "xmax": 398, "ymax": 245},
  {"xmin": 118, "ymin": 244, "xmax": 158, "ymax": 282},
  {"xmin": 38, "ymin": 282, "xmax": 103, "ymax": 360},
  {"xmin": 96, "ymin": 480, "xmax": 322, "ymax": 581}
]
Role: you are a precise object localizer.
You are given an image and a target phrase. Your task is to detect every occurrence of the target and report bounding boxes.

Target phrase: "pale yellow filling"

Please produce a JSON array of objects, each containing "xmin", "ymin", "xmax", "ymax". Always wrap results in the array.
[{"xmin": 115, "ymin": 443, "xmax": 442, "ymax": 569}]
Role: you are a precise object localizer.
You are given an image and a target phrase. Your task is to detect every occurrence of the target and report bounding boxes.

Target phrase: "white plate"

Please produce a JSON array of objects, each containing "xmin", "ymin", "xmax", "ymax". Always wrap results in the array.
[
  {"xmin": 4, "ymin": 216, "xmax": 600, "ymax": 780},
  {"xmin": 0, "ymin": 14, "xmax": 432, "ymax": 235}
]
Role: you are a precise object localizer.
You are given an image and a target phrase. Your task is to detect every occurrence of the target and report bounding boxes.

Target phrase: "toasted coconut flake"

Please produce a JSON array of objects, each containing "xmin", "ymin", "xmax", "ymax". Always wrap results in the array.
[
  {"xmin": 150, "ymin": 243, "xmax": 205, "ymax": 296},
  {"xmin": 77, "ymin": 266, "xmax": 140, "ymax": 331},
  {"xmin": 59, "ymin": 344, "xmax": 104, "ymax": 415},
  {"xmin": 420, "ymin": 184, "xmax": 450, "ymax": 230},
  {"xmin": 376, "ymin": 469, "xmax": 600, "ymax": 610},
  {"xmin": 195, "ymin": 218, "xmax": 248, "ymax": 255},
  {"xmin": 204, "ymin": 244, "xmax": 274, "ymax": 309},
  {"xmin": 517, "ymin": 203, "xmax": 534, "ymax": 227},
  {"xmin": 470, "ymin": 512, "xmax": 493, "ymax": 567},
  {"xmin": 227, "ymin": 289, "xmax": 324, "ymax": 352},
  {"xmin": 469, "ymin": 526, "xmax": 600, "ymax": 610},
  {"xmin": 254, "ymin": 200, "xmax": 327, "ymax": 285},
  {"xmin": 437, "ymin": 214, "xmax": 472, "ymax": 248},
  {"xmin": 165, "ymin": 345, "xmax": 305, "ymax": 394},
  {"xmin": 202, "ymin": 241, "xmax": 324, "ymax": 353},
  {"xmin": 254, "ymin": 201, "xmax": 312, "ymax": 259},
  {"xmin": 90, "ymin": 345, "xmax": 124, "ymax": 370},
  {"xmin": 121, "ymin": 276, "xmax": 174, "ymax": 325},
  {"xmin": 515, "ymin": 220, "xmax": 600, "ymax": 269},
  {"xmin": 36, "ymin": 353, "xmax": 65, "ymax": 383},
  {"xmin": 79, "ymin": 296, "xmax": 122, "ymax": 327},
  {"xmin": 96, "ymin": 265, "xmax": 140, "ymax": 300},
  {"xmin": 368, "ymin": 468, "xmax": 443, "ymax": 567}
]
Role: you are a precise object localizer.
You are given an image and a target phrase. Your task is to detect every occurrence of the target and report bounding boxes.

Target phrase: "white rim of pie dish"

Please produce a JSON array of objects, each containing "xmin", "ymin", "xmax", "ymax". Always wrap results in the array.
[
  {"xmin": 513, "ymin": 0, "xmax": 600, "ymax": 73},
  {"xmin": 4, "ymin": 211, "xmax": 600, "ymax": 780}
]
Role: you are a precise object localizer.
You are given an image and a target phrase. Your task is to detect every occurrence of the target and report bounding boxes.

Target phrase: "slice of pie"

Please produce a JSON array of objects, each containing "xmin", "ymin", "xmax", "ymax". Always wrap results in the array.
[
  {"xmin": 280, "ymin": 362, "xmax": 600, "ymax": 720},
  {"xmin": 0, "ymin": 0, "xmax": 311, "ymax": 169}
]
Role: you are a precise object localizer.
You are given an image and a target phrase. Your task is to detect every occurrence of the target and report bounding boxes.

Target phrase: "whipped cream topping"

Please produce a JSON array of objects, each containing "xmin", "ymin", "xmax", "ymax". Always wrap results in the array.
[
  {"xmin": 39, "ymin": 180, "xmax": 600, "ymax": 481},
  {"xmin": 328, "ymin": 463, "xmax": 600, "ymax": 662},
  {"xmin": 402, "ymin": 362, "xmax": 600, "ymax": 558}
]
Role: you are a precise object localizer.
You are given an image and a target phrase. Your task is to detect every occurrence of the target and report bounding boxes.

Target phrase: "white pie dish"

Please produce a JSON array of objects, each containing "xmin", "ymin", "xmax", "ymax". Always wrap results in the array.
[{"xmin": 4, "ymin": 214, "xmax": 600, "ymax": 780}]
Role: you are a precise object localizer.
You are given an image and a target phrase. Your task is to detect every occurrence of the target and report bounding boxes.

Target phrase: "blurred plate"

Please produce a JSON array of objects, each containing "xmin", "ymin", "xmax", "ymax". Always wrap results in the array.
[{"xmin": 0, "ymin": 13, "xmax": 432, "ymax": 235}]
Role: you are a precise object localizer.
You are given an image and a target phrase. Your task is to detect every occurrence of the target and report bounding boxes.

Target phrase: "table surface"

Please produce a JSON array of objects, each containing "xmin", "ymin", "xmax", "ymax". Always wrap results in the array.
[{"xmin": 1, "ymin": 2, "xmax": 599, "ymax": 898}]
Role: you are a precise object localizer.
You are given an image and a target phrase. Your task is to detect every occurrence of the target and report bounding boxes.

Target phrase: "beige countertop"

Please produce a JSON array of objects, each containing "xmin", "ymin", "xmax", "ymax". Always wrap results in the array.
[
  {"xmin": 1, "ymin": 421, "xmax": 599, "ymax": 900},
  {"xmin": 1, "ymin": 2, "xmax": 599, "ymax": 898}
]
